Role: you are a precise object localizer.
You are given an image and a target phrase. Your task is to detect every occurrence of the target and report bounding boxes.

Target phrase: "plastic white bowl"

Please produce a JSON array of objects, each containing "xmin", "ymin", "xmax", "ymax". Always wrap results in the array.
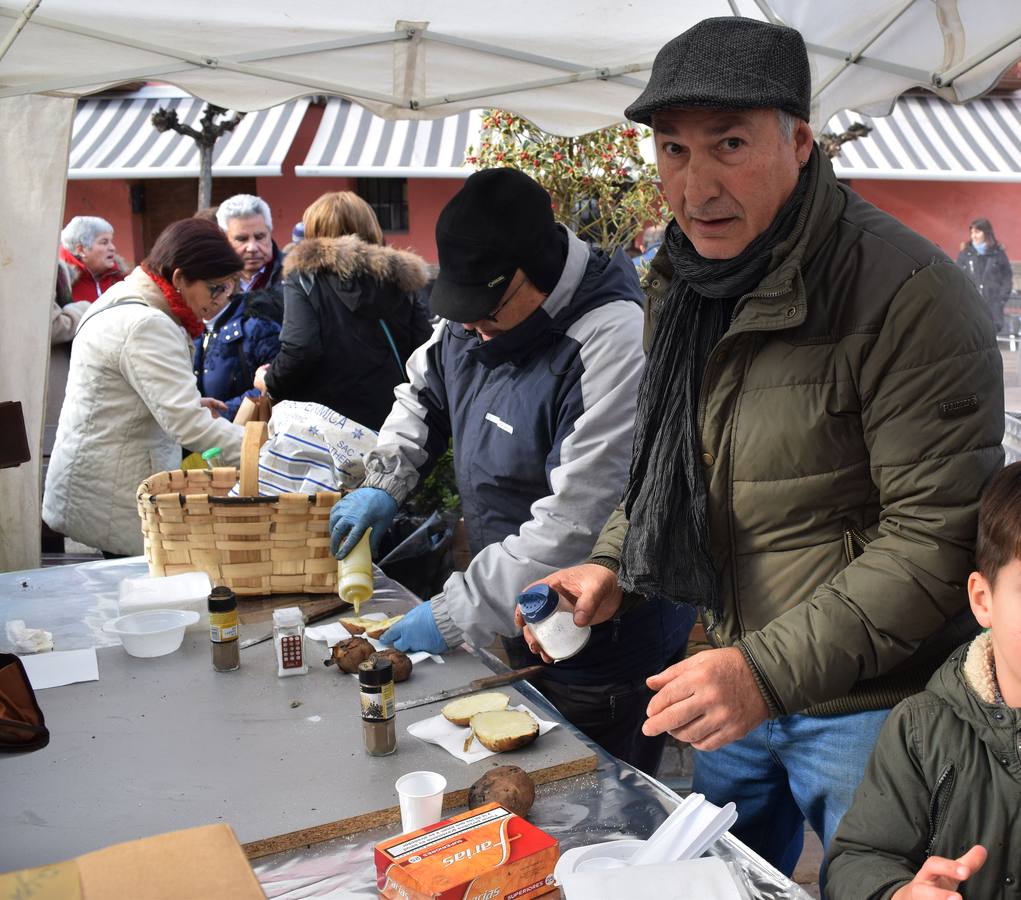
[
  {"xmin": 553, "ymin": 839, "xmax": 645, "ymax": 883},
  {"xmin": 102, "ymin": 609, "xmax": 200, "ymax": 658}
]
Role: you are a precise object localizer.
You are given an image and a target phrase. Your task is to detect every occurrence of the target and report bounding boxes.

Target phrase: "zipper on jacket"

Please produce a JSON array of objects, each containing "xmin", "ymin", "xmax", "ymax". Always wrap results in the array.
[
  {"xmin": 692, "ymin": 281, "xmax": 796, "ymax": 644},
  {"xmin": 696, "ymin": 334, "xmax": 730, "ymax": 646},
  {"xmin": 843, "ymin": 526, "xmax": 871, "ymax": 564},
  {"xmin": 925, "ymin": 763, "xmax": 957, "ymax": 856}
]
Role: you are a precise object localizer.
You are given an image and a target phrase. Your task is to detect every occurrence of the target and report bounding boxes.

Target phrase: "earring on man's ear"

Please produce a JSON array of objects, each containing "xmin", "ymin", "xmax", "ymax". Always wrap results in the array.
[{"xmin": 799, "ymin": 158, "xmax": 808, "ymax": 169}]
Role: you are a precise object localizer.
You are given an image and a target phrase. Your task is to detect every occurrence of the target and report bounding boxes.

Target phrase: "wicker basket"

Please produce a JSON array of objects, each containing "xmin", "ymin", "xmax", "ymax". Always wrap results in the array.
[{"xmin": 136, "ymin": 421, "xmax": 344, "ymax": 595}]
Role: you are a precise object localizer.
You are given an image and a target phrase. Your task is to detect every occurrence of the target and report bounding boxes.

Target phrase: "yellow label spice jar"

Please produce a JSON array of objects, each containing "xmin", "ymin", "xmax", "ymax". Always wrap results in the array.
[{"xmin": 208, "ymin": 586, "xmax": 240, "ymax": 672}]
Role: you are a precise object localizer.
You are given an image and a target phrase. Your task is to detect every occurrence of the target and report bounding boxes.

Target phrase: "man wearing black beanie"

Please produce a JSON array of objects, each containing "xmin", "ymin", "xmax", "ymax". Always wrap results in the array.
[
  {"xmin": 532, "ymin": 15, "xmax": 1004, "ymax": 881},
  {"xmin": 331, "ymin": 168, "xmax": 695, "ymax": 772}
]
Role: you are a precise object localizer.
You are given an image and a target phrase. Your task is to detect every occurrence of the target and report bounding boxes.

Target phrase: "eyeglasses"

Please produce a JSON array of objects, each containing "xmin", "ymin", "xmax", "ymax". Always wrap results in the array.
[
  {"xmin": 483, "ymin": 275, "xmax": 526, "ymax": 323},
  {"xmin": 205, "ymin": 280, "xmax": 234, "ymax": 300}
]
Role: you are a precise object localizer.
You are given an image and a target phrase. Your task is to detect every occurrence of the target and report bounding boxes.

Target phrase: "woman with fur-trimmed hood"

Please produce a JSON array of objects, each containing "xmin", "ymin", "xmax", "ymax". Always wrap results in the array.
[{"xmin": 255, "ymin": 192, "xmax": 432, "ymax": 431}]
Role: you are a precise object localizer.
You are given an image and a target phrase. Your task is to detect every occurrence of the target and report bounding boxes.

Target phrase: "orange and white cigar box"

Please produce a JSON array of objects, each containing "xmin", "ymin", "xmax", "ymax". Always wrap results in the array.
[{"xmin": 374, "ymin": 802, "xmax": 559, "ymax": 900}]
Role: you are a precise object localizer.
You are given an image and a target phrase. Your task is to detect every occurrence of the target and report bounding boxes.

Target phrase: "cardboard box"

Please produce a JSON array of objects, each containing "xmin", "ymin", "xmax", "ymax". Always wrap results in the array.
[
  {"xmin": 0, "ymin": 823, "xmax": 264, "ymax": 899},
  {"xmin": 374, "ymin": 803, "xmax": 558, "ymax": 900}
]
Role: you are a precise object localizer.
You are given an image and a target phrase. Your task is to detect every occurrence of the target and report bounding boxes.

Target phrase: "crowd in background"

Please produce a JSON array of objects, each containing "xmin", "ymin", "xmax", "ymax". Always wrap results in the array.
[{"xmin": 43, "ymin": 190, "xmax": 434, "ymax": 558}]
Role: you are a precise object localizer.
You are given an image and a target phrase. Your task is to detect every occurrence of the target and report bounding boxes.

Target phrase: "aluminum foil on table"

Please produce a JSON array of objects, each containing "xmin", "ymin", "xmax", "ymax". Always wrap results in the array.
[
  {"xmin": 0, "ymin": 558, "xmax": 810, "ymax": 898},
  {"xmin": 253, "ymin": 650, "xmax": 812, "ymax": 900},
  {"xmin": 0, "ymin": 558, "xmax": 414, "ymax": 654}
]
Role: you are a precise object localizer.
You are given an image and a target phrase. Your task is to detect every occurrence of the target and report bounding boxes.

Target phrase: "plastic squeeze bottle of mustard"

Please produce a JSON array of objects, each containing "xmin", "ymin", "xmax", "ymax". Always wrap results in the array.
[{"xmin": 338, "ymin": 528, "xmax": 373, "ymax": 612}]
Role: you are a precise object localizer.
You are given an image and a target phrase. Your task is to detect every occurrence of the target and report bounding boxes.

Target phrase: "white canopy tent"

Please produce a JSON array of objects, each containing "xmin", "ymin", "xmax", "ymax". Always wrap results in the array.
[{"xmin": 2, "ymin": 1, "xmax": 1021, "ymax": 569}]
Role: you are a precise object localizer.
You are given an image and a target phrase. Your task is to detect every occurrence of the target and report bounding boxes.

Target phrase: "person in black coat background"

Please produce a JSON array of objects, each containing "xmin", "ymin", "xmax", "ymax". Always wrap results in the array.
[
  {"xmin": 255, "ymin": 192, "xmax": 432, "ymax": 431},
  {"xmin": 956, "ymin": 217, "xmax": 1014, "ymax": 332}
]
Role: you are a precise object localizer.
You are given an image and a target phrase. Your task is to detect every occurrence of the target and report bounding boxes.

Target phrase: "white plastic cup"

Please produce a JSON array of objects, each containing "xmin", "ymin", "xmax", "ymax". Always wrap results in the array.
[{"xmin": 395, "ymin": 770, "xmax": 447, "ymax": 833}]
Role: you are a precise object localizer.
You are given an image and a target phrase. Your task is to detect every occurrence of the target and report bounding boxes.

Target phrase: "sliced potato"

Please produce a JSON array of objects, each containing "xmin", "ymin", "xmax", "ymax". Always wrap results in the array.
[
  {"xmin": 442, "ymin": 691, "xmax": 510, "ymax": 727},
  {"xmin": 470, "ymin": 709, "xmax": 540, "ymax": 753},
  {"xmin": 340, "ymin": 614, "xmax": 404, "ymax": 639}
]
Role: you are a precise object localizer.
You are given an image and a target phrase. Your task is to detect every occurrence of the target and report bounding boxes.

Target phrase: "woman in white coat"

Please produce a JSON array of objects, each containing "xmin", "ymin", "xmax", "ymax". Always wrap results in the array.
[{"xmin": 44, "ymin": 218, "xmax": 246, "ymax": 557}]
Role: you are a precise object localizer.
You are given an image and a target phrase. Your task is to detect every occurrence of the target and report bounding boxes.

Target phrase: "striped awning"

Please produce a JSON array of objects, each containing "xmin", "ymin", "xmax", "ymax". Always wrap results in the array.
[
  {"xmin": 829, "ymin": 94, "xmax": 1021, "ymax": 183},
  {"xmin": 68, "ymin": 91, "xmax": 308, "ymax": 180},
  {"xmin": 296, "ymin": 98, "xmax": 481, "ymax": 179}
]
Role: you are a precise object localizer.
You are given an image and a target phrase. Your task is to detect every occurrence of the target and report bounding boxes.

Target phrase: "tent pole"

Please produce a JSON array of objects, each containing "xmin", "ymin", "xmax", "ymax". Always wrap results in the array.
[
  {"xmin": 812, "ymin": 0, "xmax": 917, "ymax": 99},
  {"xmin": 0, "ymin": 7, "xmax": 402, "ymax": 107},
  {"xmin": 0, "ymin": 64, "xmax": 196, "ymax": 100},
  {"xmin": 0, "ymin": 0, "xmax": 41, "ymax": 64},
  {"xmin": 750, "ymin": 0, "xmax": 784, "ymax": 26},
  {"xmin": 415, "ymin": 62, "xmax": 652, "ymax": 110},
  {"xmin": 804, "ymin": 42, "xmax": 930, "ymax": 82},
  {"xmin": 230, "ymin": 31, "xmax": 411, "ymax": 64},
  {"xmin": 936, "ymin": 23, "xmax": 1021, "ymax": 87},
  {"xmin": 422, "ymin": 29, "xmax": 645, "ymax": 87}
]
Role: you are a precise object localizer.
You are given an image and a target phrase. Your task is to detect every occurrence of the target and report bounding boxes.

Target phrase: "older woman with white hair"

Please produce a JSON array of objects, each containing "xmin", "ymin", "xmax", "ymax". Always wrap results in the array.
[{"xmin": 58, "ymin": 215, "xmax": 127, "ymax": 301}]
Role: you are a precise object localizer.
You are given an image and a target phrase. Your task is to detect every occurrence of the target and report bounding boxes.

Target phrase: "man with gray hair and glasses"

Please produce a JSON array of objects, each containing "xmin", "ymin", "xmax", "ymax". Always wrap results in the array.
[
  {"xmin": 215, "ymin": 194, "xmax": 284, "ymax": 297},
  {"xmin": 531, "ymin": 16, "xmax": 1004, "ymax": 877}
]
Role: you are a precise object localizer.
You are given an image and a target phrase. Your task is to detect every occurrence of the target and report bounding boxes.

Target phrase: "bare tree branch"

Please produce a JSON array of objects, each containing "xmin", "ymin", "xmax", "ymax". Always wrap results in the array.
[
  {"xmin": 150, "ymin": 102, "xmax": 247, "ymax": 210},
  {"xmin": 818, "ymin": 122, "xmax": 872, "ymax": 159}
]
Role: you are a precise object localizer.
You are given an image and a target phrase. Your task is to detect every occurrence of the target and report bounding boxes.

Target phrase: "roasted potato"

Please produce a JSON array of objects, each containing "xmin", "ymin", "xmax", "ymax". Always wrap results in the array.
[
  {"xmin": 368, "ymin": 648, "xmax": 412, "ymax": 682},
  {"xmin": 325, "ymin": 636, "xmax": 374, "ymax": 673},
  {"xmin": 470, "ymin": 709, "xmax": 540, "ymax": 752},
  {"xmin": 468, "ymin": 765, "xmax": 535, "ymax": 817},
  {"xmin": 442, "ymin": 691, "xmax": 510, "ymax": 727}
]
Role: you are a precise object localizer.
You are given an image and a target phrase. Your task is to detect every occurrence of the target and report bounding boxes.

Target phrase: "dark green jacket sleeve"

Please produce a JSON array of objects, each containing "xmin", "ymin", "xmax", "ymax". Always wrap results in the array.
[
  {"xmin": 739, "ymin": 262, "xmax": 1004, "ymax": 715},
  {"xmin": 589, "ymin": 501, "xmax": 628, "ymax": 563},
  {"xmin": 826, "ymin": 700, "xmax": 932, "ymax": 899}
]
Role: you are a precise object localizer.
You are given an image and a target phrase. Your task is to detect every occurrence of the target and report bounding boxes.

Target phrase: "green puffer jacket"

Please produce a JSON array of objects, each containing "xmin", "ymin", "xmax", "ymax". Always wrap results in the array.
[
  {"xmin": 826, "ymin": 634, "xmax": 1021, "ymax": 899},
  {"xmin": 592, "ymin": 149, "xmax": 1004, "ymax": 717}
]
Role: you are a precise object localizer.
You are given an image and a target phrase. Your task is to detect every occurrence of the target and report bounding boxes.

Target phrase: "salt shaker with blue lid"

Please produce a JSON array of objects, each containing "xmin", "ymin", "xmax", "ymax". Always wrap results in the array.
[{"xmin": 516, "ymin": 584, "xmax": 591, "ymax": 662}]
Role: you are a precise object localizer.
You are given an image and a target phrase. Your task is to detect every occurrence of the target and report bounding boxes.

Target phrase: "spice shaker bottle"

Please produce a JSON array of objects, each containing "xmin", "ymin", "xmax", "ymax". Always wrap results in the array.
[
  {"xmin": 272, "ymin": 606, "xmax": 308, "ymax": 676},
  {"xmin": 359, "ymin": 657, "xmax": 397, "ymax": 756},
  {"xmin": 516, "ymin": 583, "xmax": 591, "ymax": 662},
  {"xmin": 208, "ymin": 586, "xmax": 240, "ymax": 672}
]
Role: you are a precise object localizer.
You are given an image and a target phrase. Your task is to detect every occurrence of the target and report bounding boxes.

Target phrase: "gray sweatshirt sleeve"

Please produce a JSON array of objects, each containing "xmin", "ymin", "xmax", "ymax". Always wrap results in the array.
[
  {"xmin": 361, "ymin": 319, "xmax": 450, "ymax": 503},
  {"xmin": 430, "ymin": 300, "xmax": 643, "ymax": 647}
]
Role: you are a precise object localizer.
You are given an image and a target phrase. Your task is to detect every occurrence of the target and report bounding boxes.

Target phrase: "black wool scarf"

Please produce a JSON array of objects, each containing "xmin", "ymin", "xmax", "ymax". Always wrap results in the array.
[{"xmin": 618, "ymin": 164, "xmax": 812, "ymax": 615}]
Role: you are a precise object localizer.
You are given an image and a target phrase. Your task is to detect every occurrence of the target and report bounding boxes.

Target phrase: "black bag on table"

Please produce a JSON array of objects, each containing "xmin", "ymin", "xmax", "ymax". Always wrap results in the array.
[{"xmin": 0, "ymin": 652, "xmax": 50, "ymax": 753}]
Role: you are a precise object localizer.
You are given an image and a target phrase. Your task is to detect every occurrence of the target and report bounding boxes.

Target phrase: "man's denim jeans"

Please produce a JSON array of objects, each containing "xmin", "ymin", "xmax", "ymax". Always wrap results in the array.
[{"xmin": 692, "ymin": 709, "xmax": 890, "ymax": 878}]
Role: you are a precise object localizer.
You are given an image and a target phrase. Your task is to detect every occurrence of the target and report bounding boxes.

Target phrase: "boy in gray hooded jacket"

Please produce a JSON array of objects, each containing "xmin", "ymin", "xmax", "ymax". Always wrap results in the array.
[{"xmin": 826, "ymin": 462, "xmax": 1021, "ymax": 899}]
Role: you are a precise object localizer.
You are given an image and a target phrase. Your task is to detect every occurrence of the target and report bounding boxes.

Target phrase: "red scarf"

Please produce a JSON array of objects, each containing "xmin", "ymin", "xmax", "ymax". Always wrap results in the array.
[
  {"xmin": 59, "ymin": 245, "xmax": 125, "ymax": 302},
  {"xmin": 142, "ymin": 266, "xmax": 203, "ymax": 338}
]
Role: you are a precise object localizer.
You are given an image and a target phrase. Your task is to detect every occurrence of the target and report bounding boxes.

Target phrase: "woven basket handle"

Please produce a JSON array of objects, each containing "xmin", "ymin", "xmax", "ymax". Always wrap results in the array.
[{"xmin": 239, "ymin": 421, "xmax": 268, "ymax": 497}]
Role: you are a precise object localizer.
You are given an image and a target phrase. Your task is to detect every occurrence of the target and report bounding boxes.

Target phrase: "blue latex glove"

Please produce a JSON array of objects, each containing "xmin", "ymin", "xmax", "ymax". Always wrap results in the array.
[
  {"xmin": 380, "ymin": 602, "xmax": 449, "ymax": 655},
  {"xmin": 329, "ymin": 487, "xmax": 398, "ymax": 559}
]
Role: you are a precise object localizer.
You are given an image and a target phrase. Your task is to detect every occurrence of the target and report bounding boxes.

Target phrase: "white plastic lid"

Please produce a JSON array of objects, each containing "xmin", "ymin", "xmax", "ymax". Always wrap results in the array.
[{"xmin": 273, "ymin": 606, "xmax": 304, "ymax": 627}]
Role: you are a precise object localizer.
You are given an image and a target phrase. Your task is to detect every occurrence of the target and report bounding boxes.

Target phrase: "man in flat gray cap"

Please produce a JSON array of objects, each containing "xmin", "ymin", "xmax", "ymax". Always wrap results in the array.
[{"xmin": 529, "ymin": 16, "xmax": 1003, "ymax": 875}]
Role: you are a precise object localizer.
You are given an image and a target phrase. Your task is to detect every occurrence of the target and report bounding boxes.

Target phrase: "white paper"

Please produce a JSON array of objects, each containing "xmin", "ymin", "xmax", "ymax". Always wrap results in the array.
[
  {"xmin": 406, "ymin": 704, "xmax": 558, "ymax": 764},
  {"xmin": 20, "ymin": 647, "xmax": 99, "ymax": 690},
  {"xmin": 560, "ymin": 858, "xmax": 743, "ymax": 900}
]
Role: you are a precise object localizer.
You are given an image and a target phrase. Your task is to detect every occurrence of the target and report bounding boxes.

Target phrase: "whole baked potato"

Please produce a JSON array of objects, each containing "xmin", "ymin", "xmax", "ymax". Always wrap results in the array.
[
  {"xmin": 368, "ymin": 648, "xmax": 412, "ymax": 682},
  {"xmin": 468, "ymin": 765, "xmax": 535, "ymax": 817}
]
